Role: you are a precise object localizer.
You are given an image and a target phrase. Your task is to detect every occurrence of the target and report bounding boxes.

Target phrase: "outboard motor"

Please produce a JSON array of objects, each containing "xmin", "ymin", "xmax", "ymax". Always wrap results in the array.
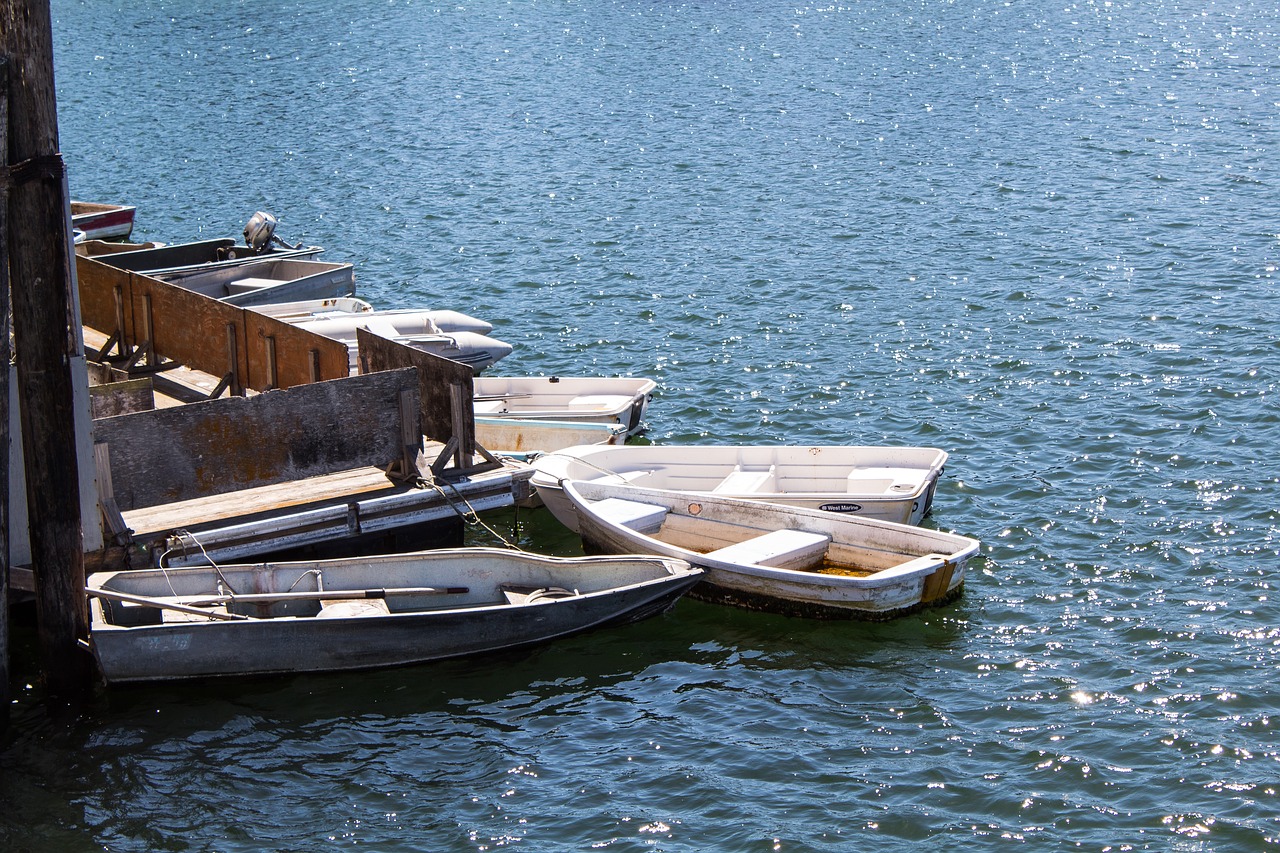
[{"xmin": 244, "ymin": 211, "xmax": 302, "ymax": 253}]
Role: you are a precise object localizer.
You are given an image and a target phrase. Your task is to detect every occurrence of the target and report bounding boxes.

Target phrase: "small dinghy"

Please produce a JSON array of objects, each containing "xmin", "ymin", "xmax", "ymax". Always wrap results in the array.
[
  {"xmin": 70, "ymin": 201, "xmax": 136, "ymax": 241},
  {"xmin": 283, "ymin": 304, "xmax": 509, "ymax": 371},
  {"xmin": 153, "ymin": 257, "xmax": 356, "ymax": 307},
  {"xmin": 473, "ymin": 376, "xmax": 656, "ymax": 436},
  {"xmin": 476, "ymin": 415, "xmax": 628, "ymax": 455},
  {"xmin": 563, "ymin": 480, "xmax": 980, "ymax": 620},
  {"xmin": 93, "ymin": 236, "xmax": 319, "ymax": 275},
  {"xmin": 256, "ymin": 298, "xmax": 493, "ymax": 335},
  {"xmin": 292, "ymin": 306, "xmax": 495, "ymax": 338},
  {"xmin": 533, "ymin": 444, "xmax": 949, "ymax": 532},
  {"xmin": 95, "ymin": 212, "xmax": 322, "ymax": 276},
  {"xmin": 86, "ymin": 548, "xmax": 702, "ymax": 683}
]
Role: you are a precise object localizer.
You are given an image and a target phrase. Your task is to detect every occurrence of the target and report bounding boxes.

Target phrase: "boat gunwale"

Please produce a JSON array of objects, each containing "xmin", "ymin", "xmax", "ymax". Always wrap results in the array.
[{"xmin": 88, "ymin": 566, "xmax": 702, "ymax": 632}]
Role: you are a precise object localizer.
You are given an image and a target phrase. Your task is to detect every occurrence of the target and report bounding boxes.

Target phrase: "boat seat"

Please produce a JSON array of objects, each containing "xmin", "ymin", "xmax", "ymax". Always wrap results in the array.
[
  {"xmin": 566, "ymin": 394, "xmax": 631, "ymax": 412},
  {"xmin": 711, "ymin": 468, "xmax": 776, "ymax": 494},
  {"xmin": 590, "ymin": 497, "xmax": 668, "ymax": 534},
  {"xmin": 874, "ymin": 554, "xmax": 951, "ymax": 577},
  {"xmin": 224, "ymin": 276, "xmax": 284, "ymax": 294},
  {"xmin": 844, "ymin": 476, "xmax": 896, "ymax": 494},
  {"xmin": 159, "ymin": 605, "xmax": 231, "ymax": 624},
  {"xmin": 849, "ymin": 467, "xmax": 925, "ymax": 494},
  {"xmin": 315, "ymin": 599, "xmax": 392, "ymax": 619},
  {"xmin": 705, "ymin": 528, "xmax": 831, "ymax": 571}
]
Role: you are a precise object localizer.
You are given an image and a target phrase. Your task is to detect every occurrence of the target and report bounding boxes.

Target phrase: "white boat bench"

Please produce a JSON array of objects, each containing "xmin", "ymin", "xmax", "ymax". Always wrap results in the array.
[
  {"xmin": 711, "ymin": 467, "xmax": 776, "ymax": 494},
  {"xmin": 591, "ymin": 497, "xmax": 669, "ymax": 534},
  {"xmin": 566, "ymin": 394, "xmax": 632, "ymax": 413},
  {"xmin": 705, "ymin": 528, "xmax": 831, "ymax": 571},
  {"xmin": 848, "ymin": 467, "xmax": 927, "ymax": 494},
  {"xmin": 872, "ymin": 553, "xmax": 951, "ymax": 578},
  {"xmin": 224, "ymin": 276, "xmax": 284, "ymax": 295},
  {"xmin": 316, "ymin": 599, "xmax": 391, "ymax": 618}
]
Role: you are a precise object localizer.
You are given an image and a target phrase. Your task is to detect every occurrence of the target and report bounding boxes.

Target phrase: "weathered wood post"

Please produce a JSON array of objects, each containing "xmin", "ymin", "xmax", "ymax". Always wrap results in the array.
[
  {"xmin": 0, "ymin": 56, "xmax": 11, "ymax": 725},
  {"xmin": 2, "ymin": 1, "xmax": 93, "ymax": 698}
]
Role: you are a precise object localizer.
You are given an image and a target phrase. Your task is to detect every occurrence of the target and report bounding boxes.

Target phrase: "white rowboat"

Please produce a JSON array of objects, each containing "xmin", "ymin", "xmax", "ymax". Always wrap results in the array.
[
  {"xmin": 477, "ymin": 416, "xmax": 627, "ymax": 455},
  {"xmin": 473, "ymin": 376, "xmax": 655, "ymax": 437},
  {"xmin": 532, "ymin": 444, "xmax": 948, "ymax": 532},
  {"xmin": 563, "ymin": 480, "xmax": 980, "ymax": 620}
]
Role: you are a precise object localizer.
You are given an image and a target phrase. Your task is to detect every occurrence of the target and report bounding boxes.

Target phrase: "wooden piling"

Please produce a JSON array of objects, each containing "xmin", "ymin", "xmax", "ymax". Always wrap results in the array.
[
  {"xmin": 3, "ymin": 1, "xmax": 94, "ymax": 698},
  {"xmin": 0, "ymin": 56, "xmax": 11, "ymax": 725}
]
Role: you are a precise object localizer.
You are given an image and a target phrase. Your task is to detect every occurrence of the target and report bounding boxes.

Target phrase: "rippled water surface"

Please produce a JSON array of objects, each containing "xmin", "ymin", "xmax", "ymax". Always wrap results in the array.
[{"xmin": 4, "ymin": 0, "xmax": 1279, "ymax": 849}]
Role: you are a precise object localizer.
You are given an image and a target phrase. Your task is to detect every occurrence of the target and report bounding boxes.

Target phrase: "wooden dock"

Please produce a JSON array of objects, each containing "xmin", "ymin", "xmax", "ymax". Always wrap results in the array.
[
  {"xmin": 97, "ymin": 454, "xmax": 531, "ymax": 571},
  {"xmin": 71, "ymin": 252, "xmax": 532, "ymax": 575}
]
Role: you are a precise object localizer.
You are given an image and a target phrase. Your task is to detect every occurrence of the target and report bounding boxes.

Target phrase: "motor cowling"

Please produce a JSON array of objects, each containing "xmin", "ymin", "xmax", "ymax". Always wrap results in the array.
[{"xmin": 243, "ymin": 211, "xmax": 278, "ymax": 253}]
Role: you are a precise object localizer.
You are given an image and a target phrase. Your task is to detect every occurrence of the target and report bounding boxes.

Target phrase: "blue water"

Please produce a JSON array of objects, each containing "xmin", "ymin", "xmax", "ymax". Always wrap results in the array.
[{"xmin": 3, "ymin": 0, "xmax": 1278, "ymax": 849}]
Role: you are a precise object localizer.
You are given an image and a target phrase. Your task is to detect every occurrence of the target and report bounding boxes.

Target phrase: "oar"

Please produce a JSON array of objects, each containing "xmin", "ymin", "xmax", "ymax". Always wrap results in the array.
[
  {"xmin": 179, "ymin": 586, "xmax": 470, "ymax": 607},
  {"xmin": 86, "ymin": 587, "xmax": 254, "ymax": 621}
]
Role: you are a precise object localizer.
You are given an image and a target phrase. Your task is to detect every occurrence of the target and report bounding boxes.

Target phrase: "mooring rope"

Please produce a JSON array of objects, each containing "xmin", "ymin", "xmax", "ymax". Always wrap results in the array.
[
  {"xmin": 160, "ymin": 529, "xmax": 240, "ymax": 595},
  {"xmin": 429, "ymin": 479, "xmax": 521, "ymax": 550}
]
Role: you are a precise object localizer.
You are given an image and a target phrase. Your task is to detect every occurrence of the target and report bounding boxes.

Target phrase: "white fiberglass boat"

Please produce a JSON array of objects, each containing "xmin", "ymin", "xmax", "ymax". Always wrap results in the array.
[
  {"xmin": 473, "ymin": 376, "xmax": 655, "ymax": 436},
  {"xmin": 532, "ymin": 444, "xmax": 948, "ymax": 532},
  {"xmin": 564, "ymin": 480, "xmax": 978, "ymax": 620}
]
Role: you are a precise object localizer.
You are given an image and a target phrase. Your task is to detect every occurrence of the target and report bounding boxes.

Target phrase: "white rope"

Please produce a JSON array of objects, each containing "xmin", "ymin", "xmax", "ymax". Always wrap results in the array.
[
  {"xmin": 430, "ymin": 480, "xmax": 522, "ymax": 550},
  {"xmin": 160, "ymin": 529, "xmax": 240, "ymax": 594}
]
